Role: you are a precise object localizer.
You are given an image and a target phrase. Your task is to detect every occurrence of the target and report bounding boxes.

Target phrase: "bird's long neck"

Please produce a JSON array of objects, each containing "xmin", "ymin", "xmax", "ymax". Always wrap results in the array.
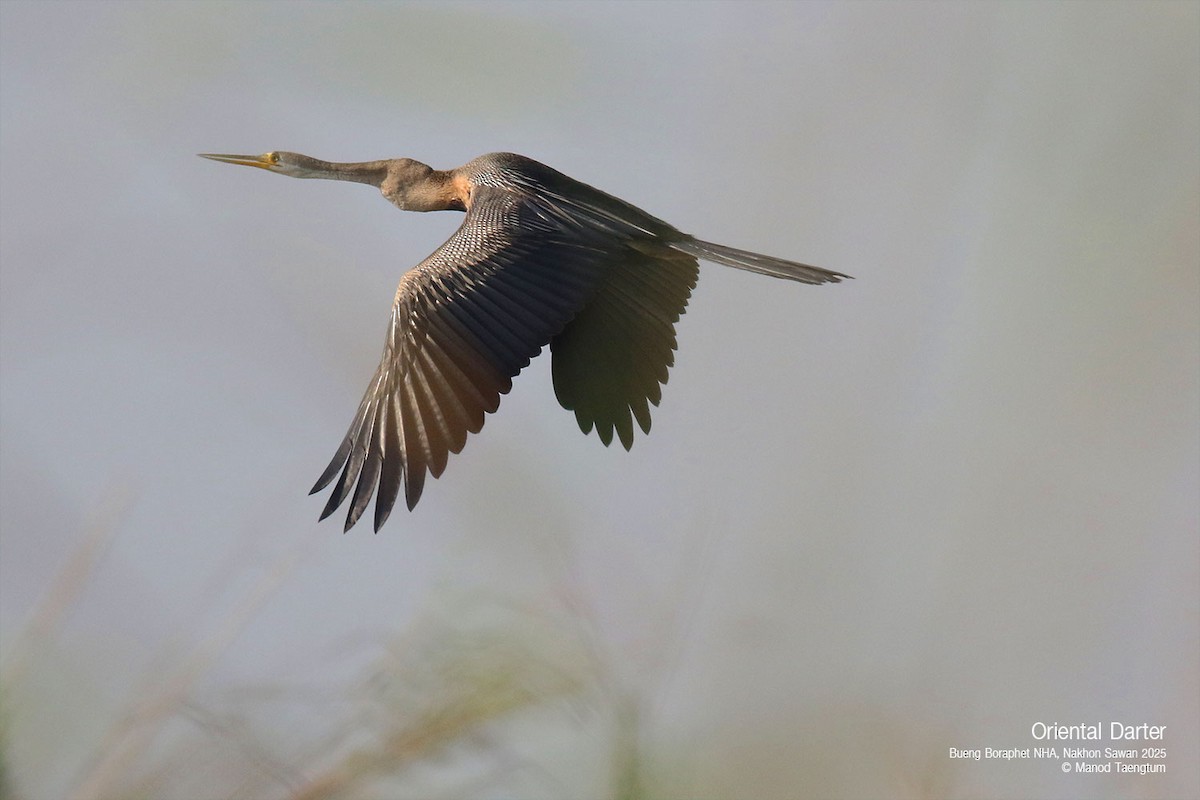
[
  {"xmin": 306, "ymin": 159, "xmax": 391, "ymax": 187},
  {"xmin": 293, "ymin": 156, "xmax": 467, "ymax": 212}
]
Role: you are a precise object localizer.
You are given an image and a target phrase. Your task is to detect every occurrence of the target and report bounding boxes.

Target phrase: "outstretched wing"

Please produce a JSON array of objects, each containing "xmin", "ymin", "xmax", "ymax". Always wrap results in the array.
[
  {"xmin": 311, "ymin": 185, "xmax": 615, "ymax": 532},
  {"xmin": 550, "ymin": 242, "xmax": 698, "ymax": 449}
]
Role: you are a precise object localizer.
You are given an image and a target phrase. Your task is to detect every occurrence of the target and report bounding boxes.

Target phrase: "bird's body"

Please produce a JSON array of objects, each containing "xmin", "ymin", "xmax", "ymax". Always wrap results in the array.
[{"xmin": 200, "ymin": 151, "xmax": 849, "ymax": 531}]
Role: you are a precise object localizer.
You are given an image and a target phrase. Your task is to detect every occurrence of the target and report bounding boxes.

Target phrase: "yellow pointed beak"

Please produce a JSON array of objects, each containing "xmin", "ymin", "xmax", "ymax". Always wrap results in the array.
[{"xmin": 198, "ymin": 152, "xmax": 279, "ymax": 170}]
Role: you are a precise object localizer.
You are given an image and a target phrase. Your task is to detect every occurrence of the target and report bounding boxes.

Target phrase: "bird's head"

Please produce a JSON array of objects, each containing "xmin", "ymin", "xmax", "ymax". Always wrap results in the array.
[{"xmin": 198, "ymin": 151, "xmax": 333, "ymax": 179}]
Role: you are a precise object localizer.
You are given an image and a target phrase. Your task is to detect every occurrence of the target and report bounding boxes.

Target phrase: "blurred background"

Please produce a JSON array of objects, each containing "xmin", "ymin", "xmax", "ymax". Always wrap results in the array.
[{"xmin": 1, "ymin": 2, "xmax": 1196, "ymax": 798}]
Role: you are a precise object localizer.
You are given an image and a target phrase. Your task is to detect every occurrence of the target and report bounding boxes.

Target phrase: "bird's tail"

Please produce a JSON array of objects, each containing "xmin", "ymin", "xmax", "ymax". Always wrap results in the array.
[{"xmin": 671, "ymin": 237, "xmax": 850, "ymax": 285}]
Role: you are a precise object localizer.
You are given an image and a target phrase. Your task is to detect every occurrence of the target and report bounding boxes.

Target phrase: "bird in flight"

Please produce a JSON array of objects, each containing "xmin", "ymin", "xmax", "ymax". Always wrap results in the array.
[{"xmin": 200, "ymin": 151, "xmax": 850, "ymax": 531}]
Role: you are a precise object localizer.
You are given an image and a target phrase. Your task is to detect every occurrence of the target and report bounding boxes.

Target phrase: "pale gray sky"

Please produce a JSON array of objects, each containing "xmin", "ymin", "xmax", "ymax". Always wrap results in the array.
[{"xmin": 1, "ymin": 2, "xmax": 1197, "ymax": 798}]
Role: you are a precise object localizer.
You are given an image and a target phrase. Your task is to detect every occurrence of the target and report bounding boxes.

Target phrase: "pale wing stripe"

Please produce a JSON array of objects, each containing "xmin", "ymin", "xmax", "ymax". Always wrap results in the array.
[{"xmin": 407, "ymin": 358, "xmax": 455, "ymax": 478}]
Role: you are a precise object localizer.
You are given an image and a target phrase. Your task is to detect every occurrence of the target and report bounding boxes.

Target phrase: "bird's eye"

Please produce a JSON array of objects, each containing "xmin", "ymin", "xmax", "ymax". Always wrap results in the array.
[{"xmin": 267, "ymin": 152, "xmax": 280, "ymax": 164}]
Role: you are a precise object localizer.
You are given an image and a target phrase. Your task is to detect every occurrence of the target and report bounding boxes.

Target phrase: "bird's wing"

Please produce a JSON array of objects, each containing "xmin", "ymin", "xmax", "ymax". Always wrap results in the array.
[
  {"xmin": 311, "ymin": 185, "xmax": 616, "ymax": 532},
  {"xmin": 550, "ymin": 242, "xmax": 698, "ymax": 449}
]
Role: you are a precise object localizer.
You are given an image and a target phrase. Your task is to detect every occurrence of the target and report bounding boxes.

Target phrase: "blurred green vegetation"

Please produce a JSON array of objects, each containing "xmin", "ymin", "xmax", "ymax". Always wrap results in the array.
[{"xmin": 0, "ymin": 508, "xmax": 671, "ymax": 800}]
